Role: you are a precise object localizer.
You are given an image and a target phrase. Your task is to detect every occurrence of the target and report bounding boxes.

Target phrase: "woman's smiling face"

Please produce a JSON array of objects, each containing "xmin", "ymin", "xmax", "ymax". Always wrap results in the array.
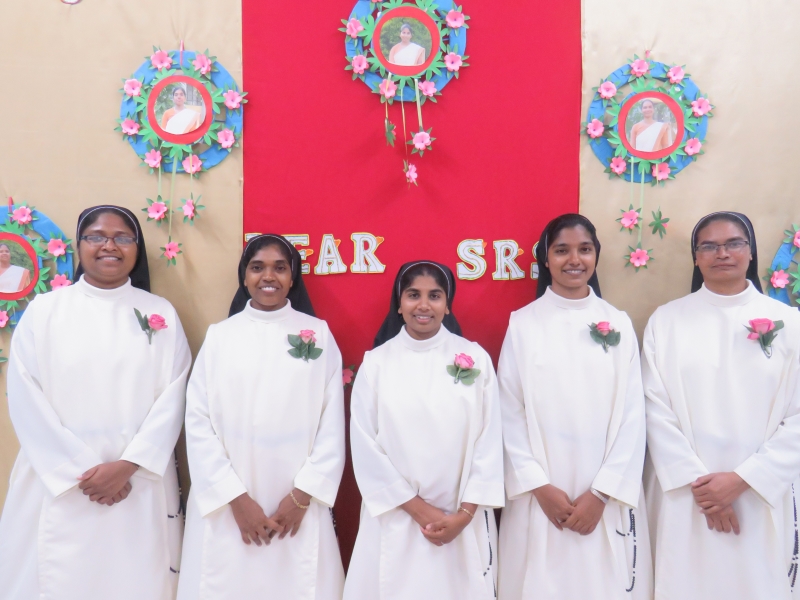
[{"xmin": 400, "ymin": 27, "xmax": 412, "ymax": 43}]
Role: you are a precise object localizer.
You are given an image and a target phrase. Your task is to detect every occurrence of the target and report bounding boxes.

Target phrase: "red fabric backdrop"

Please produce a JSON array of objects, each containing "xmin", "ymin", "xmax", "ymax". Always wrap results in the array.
[{"xmin": 242, "ymin": 0, "xmax": 581, "ymax": 567}]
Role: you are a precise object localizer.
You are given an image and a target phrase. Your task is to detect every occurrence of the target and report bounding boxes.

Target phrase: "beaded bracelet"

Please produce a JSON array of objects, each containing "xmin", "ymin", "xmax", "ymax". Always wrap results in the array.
[{"xmin": 290, "ymin": 491, "xmax": 310, "ymax": 510}]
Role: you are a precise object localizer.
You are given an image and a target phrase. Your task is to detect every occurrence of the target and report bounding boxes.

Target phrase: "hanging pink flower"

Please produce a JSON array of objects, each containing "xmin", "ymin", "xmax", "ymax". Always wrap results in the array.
[
  {"xmin": 150, "ymin": 50, "xmax": 172, "ymax": 70},
  {"xmin": 163, "ymin": 242, "xmax": 180, "ymax": 260},
  {"xmin": 445, "ymin": 52, "xmax": 463, "ymax": 72},
  {"xmin": 379, "ymin": 79, "xmax": 397, "ymax": 99},
  {"xmin": 586, "ymin": 119, "xmax": 604, "ymax": 138},
  {"xmin": 182, "ymin": 155, "xmax": 203, "ymax": 174},
  {"xmin": 123, "ymin": 79, "xmax": 142, "ymax": 97},
  {"xmin": 345, "ymin": 18, "xmax": 364, "ymax": 38},
  {"xmin": 598, "ymin": 81, "xmax": 617, "ymax": 99},
  {"xmin": 771, "ymin": 270, "xmax": 790, "ymax": 289},
  {"xmin": 51, "ymin": 274, "xmax": 72, "ymax": 289},
  {"xmin": 223, "ymin": 89, "xmax": 243, "ymax": 110},
  {"xmin": 629, "ymin": 248, "xmax": 651, "ymax": 268},
  {"xmin": 148, "ymin": 202, "xmax": 168, "ymax": 220},
  {"xmin": 11, "ymin": 206, "xmax": 32, "ymax": 225},
  {"xmin": 351, "ymin": 54, "xmax": 368, "ymax": 75},
  {"xmin": 192, "ymin": 53, "xmax": 213, "ymax": 75},
  {"xmin": 667, "ymin": 65, "xmax": 685, "ymax": 84},
  {"xmin": 405, "ymin": 163, "xmax": 418, "ymax": 184},
  {"xmin": 182, "ymin": 198, "xmax": 196, "ymax": 219},
  {"xmin": 144, "ymin": 149, "xmax": 162, "ymax": 168},
  {"xmin": 412, "ymin": 131, "xmax": 432, "ymax": 151},
  {"xmin": 446, "ymin": 9, "xmax": 465, "ymax": 28},
  {"xmin": 652, "ymin": 162, "xmax": 671, "ymax": 181},
  {"xmin": 630, "ymin": 59, "xmax": 649, "ymax": 77},
  {"xmin": 691, "ymin": 98, "xmax": 712, "ymax": 116},
  {"xmin": 794, "ymin": 231, "xmax": 800, "ymax": 249},
  {"xmin": 121, "ymin": 119, "xmax": 139, "ymax": 136},
  {"xmin": 620, "ymin": 210, "xmax": 639, "ymax": 230},
  {"xmin": 217, "ymin": 129, "xmax": 235, "ymax": 149},
  {"xmin": 610, "ymin": 157, "xmax": 627, "ymax": 175},
  {"xmin": 685, "ymin": 138, "xmax": 702, "ymax": 156},
  {"xmin": 0, "ymin": 311, "xmax": 8, "ymax": 328},
  {"xmin": 47, "ymin": 238, "xmax": 67, "ymax": 257},
  {"xmin": 419, "ymin": 80, "xmax": 437, "ymax": 97}
]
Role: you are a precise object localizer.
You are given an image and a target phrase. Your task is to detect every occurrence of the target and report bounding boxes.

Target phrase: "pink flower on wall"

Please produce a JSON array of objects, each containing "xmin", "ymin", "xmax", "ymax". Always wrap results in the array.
[
  {"xmin": 685, "ymin": 138, "xmax": 702, "ymax": 156},
  {"xmin": 345, "ymin": 18, "xmax": 364, "ymax": 38},
  {"xmin": 620, "ymin": 210, "xmax": 639, "ymax": 230},
  {"xmin": 419, "ymin": 81, "xmax": 437, "ymax": 97},
  {"xmin": 163, "ymin": 242, "xmax": 180, "ymax": 260},
  {"xmin": 598, "ymin": 81, "xmax": 617, "ymax": 99},
  {"xmin": 405, "ymin": 163, "xmax": 418, "ymax": 184},
  {"xmin": 412, "ymin": 131, "xmax": 432, "ymax": 151},
  {"xmin": 629, "ymin": 248, "xmax": 651, "ymax": 268},
  {"xmin": 610, "ymin": 157, "xmax": 627, "ymax": 175},
  {"xmin": 379, "ymin": 79, "xmax": 397, "ymax": 99},
  {"xmin": 47, "ymin": 238, "xmax": 67, "ymax": 257},
  {"xmin": 793, "ymin": 231, "xmax": 800, "ymax": 249},
  {"xmin": 771, "ymin": 270, "xmax": 790, "ymax": 289},
  {"xmin": 630, "ymin": 59, "xmax": 649, "ymax": 77},
  {"xmin": 652, "ymin": 162, "xmax": 671, "ymax": 181},
  {"xmin": 223, "ymin": 90, "xmax": 243, "ymax": 110},
  {"xmin": 182, "ymin": 198, "xmax": 196, "ymax": 219},
  {"xmin": 192, "ymin": 53, "xmax": 213, "ymax": 75},
  {"xmin": 123, "ymin": 79, "xmax": 142, "ymax": 97},
  {"xmin": 217, "ymin": 129, "xmax": 235, "ymax": 149},
  {"xmin": 0, "ymin": 311, "xmax": 8, "ymax": 328},
  {"xmin": 445, "ymin": 53, "xmax": 463, "ymax": 72},
  {"xmin": 150, "ymin": 50, "xmax": 172, "ymax": 70},
  {"xmin": 51, "ymin": 274, "xmax": 72, "ymax": 289},
  {"xmin": 691, "ymin": 98, "xmax": 712, "ymax": 116},
  {"xmin": 182, "ymin": 155, "xmax": 203, "ymax": 174},
  {"xmin": 121, "ymin": 119, "xmax": 139, "ymax": 136},
  {"xmin": 11, "ymin": 206, "xmax": 32, "ymax": 225},
  {"xmin": 352, "ymin": 55, "xmax": 368, "ymax": 75},
  {"xmin": 586, "ymin": 119, "xmax": 604, "ymax": 138},
  {"xmin": 667, "ymin": 65, "xmax": 685, "ymax": 84},
  {"xmin": 148, "ymin": 202, "xmax": 168, "ymax": 220},
  {"xmin": 342, "ymin": 367, "xmax": 354, "ymax": 386},
  {"xmin": 144, "ymin": 149, "xmax": 162, "ymax": 168},
  {"xmin": 446, "ymin": 10, "xmax": 465, "ymax": 28}
]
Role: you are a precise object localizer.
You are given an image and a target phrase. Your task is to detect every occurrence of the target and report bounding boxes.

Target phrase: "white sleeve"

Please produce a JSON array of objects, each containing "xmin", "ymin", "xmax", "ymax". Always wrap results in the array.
[
  {"xmin": 349, "ymin": 360, "xmax": 416, "ymax": 517},
  {"xmin": 7, "ymin": 300, "xmax": 103, "ymax": 497},
  {"xmin": 185, "ymin": 334, "xmax": 247, "ymax": 517},
  {"xmin": 293, "ymin": 328, "xmax": 346, "ymax": 507},
  {"xmin": 120, "ymin": 311, "xmax": 191, "ymax": 478}
]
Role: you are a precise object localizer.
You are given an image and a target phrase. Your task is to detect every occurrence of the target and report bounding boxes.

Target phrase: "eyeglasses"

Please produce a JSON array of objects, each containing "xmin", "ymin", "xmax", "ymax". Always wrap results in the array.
[
  {"xmin": 695, "ymin": 240, "xmax": 750, "ymax": 254},
  {"xmin": 79, "ymin": 235, "xmax": 137, "ymax": 246}
]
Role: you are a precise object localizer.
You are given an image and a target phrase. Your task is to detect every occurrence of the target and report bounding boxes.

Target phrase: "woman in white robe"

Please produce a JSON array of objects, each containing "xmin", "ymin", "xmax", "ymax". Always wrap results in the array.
[
  {"xmin": 178, "ymin": 234, "xmax": 346, "ymax": 600},
  {"xmin": 644, "ymin": 211, "xmax": 800, "ymax": 600},
  {"xmin": 160, "ymin": 85, "xmax": 203, "ymax": 135},
  {"xmin": 497, "ymin": 214, "xmax": 652, "ymax": 600},
  {"xmin": 630, "ymin": 99, "xmax": 671, "ymax": 152},
  {"xmin": 388, "ymin": 23, "xmax": 426, "ymax": 66},
  {"xmin": 344, "ymin": 261, "xmax": 505, "ymax": 600},
  {"xmin": 0, "ymin": 243, "xmax": 32, "ymax": 293},
  {"xmin": 0, "ymin": 205, "xmax": 190, "ymax": 600}
]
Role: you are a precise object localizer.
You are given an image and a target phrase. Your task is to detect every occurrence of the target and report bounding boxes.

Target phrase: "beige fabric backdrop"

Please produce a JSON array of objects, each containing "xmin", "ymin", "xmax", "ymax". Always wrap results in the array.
[
  {"xmin": 581, "ymin": 0, "xmax": 800, "ymax": 334},
  {"xmin": 0, "ymin": 0, "xmax": 242, "ymax": 502}
]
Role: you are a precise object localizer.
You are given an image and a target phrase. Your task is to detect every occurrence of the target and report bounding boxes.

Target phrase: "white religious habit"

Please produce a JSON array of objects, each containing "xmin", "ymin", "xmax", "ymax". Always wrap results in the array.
[
  {"xmin": 497, "ymin": 287, "xmax": 652, "ymax": 600},
  {"xmin": 344, "ymin": 325, "xmax": 505, "ymax": 600},
  {"xmin": 177, "ymin": 300, "xmax": 346, "ymax": 600},
  {"xmin": 644, "ymin": 282, "xmax": 800, "ymax": 600},
  {"xmin": 0, "ymin": 276, "xmax": 191, "ymax": 600}
]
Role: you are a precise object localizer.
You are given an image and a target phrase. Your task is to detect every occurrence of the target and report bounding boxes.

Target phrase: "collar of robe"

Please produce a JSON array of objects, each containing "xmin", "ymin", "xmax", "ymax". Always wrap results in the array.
[
  {"xmin": 397, "ymin": 323, "xmax": 449, "ymax": 351},
  {"xmin": 75, "ymin": 275, "xmax": 133, "ymax": 300},
  {"xmin": 697, "ymin": 281, "xmax": 759, "ymax": 307},
  {"xmin": 243, "ymin": 298, "xmax": 294, "ymax": 323},
  {"xmin": 541, "ymin": 285, "xmax": 597, "ymax": 310}
]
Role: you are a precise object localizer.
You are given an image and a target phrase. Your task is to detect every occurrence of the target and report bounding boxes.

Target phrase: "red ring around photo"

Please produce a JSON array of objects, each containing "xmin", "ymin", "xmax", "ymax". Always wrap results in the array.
[
  {"xmin": 618, "ymin": 91, "xmax": 685, "ymax": 160},
  {"xmin": 0, "ymin": 233, "xmax": 39, "ymax": 301},
  {"xmin": 372, "ymin": 6, "xmax": 441, "ymax": 78},
  {"xmin": 147, "ymin": 75, "xmax": 214, "ymax": 144}
]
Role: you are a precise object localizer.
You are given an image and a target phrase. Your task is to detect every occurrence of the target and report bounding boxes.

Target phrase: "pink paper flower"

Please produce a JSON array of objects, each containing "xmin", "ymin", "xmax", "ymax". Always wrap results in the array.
[
  {"xmin": 144, "ymin": 149, "xmax": 162, "ymax": 168},
  {"xmin": 747, "ymin": 318, "xmax": 776, "ymax": 339},
  {"xmin": 150, "ymin": 50, "xmax": 172, "ymax": 70},
  {"xmin": 163, "ymin": 242, "xmax": 180, "ymax": 260},
  {"xmin": 595, "ymin": 321, "xmax": 612, "ymax": 336},
  {"xmin": 405, "ymin": 164, "xmax": 418, "ymax": 184},
  {"xmin": 11, "ymin": 206, "xmax": 32, "ymax": 225},
  {"xmin": 586, "ymin": 119, "xmax": 604, "ymax": 139},
  {"xmin": 630, "ymin": 58, "xmax": 649, "ymax": 77},
  {"xmin": 445, "ymin": 53, "xmax": 463, "ymax": 72},
  {"xmin": 419, "ymin": 80, "xmax": 437, "ymax": 97},
  {"xmin": 352, "ymin": 54, "xmax": 368, "ymax": 75},
  {"xmin": 47, "ymin": 238, "xmax": 67, "ymax": 257},
  {"xmin": 147, "ymin": 202, "xmax": 168, "ymax": 220},
  {"xmin": 182, "ymin": 199, "xmax": 196, "ymax": 219},
  {"xmin": 345, "ymin": 18, "xmax": 364, "ymax": 38},
  {"xmin": 685, "ymin": 138, "xmax": 702, "ymax": 156},
  {"xmin": 412, "ymin": 131, "xmax": 431, "ymax": 151},
  {"xmin": 148, "ymin": 314, "xmax": 168, "ymax": 330},
  {"xmin": 123, "ymin": 79, "xmax": 142, "ymax": 97},
  {"xmin": 454, "ymin": 353, "xmax": 475, "ymax": 369},
  {"xmin": 192, "ymin": 53, "xmax": 212, "ymax": 75},
  {"xmin": 771, "ymin": 270, "xmax": 790, "ymax": 289},
  {"xmin": 620, "ymin": 210, "xmax": 639, "ymax": 230},
  {"xmin": 793, "ymin": 231, "xmax": 800, "ymax": 249},
  {"xmin": 379, "ymin": 79, "xmax": 397, "ymax": 99},
  {"xmin": 217, "ymin": 129, "xmax": 235, "ymax": 149},
  {"xmin": 446, "ymin": 10, "xmax": 465, "ymax": 28},
  {"xmin": 299, "ymin": 329, "xmax": 317, "ymax": 344},
  {"xmin": 652, "ymin": 162, "xmax": 671, "ymax": 181},
  {"xmin": 121, "ymin": 118, "xmax": 139, "ymax": 136},
  {"xmin": 182, "ymin": 155, "xmax": 203, "ymax": 174},
  {"xmin": 0, "ymin": 311, "xmax": 8, "ymax": 328},
  {"xmin": 610, "ymin": 157, "xmax": 627, "ymax": 175},
  {"xmin": 629, "ymin": 248, "xmax": 650, "ymax": 268},
  {"xmin": 691, "ymin": 98, "xmax": 712, "ymax": 116},
  {"xmin": 342, "ymin": 367, "xmax": 354, "ymax": 386},
  {"xmin": 598, "ymin": 81, "xmax": 617, "ymax": 99},
  {"xmin": 223, "ymin": 89, "xmax": 243, "ymax": 110},
  {"xmin": 667, "ymin": 65, "xmax": 685, "ymax": 84},
  {"xmin": 51, "ymin": 274, "xmax": 72, "ymax": 289}
]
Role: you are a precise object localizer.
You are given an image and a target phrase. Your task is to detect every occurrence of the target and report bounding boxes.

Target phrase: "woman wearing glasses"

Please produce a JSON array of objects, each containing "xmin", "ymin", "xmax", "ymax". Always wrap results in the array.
[
  {"xmin": 643, "ymin": 212, "xmax": 800, "ymax": 600},
  {"xmin": 0, "ymin": 206, "xmax": 191, "ymax": 600}
]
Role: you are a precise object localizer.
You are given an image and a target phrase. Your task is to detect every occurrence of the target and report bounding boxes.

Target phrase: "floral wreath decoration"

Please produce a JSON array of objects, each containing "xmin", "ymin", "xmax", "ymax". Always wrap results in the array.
[
  {"xmin": 342, "ymin": 0, "xmax": 469, "ymax": 185},
  {"xmin": 765, "ymin": 224, "xmax": 800, "ymax": 308},
  {"xmin": 584, "ymin": 52, "xmax": 713, "ymax": 272},
  {"xmin": 117, "ymin": 43, "xmax": 246, "ymax": 265}
]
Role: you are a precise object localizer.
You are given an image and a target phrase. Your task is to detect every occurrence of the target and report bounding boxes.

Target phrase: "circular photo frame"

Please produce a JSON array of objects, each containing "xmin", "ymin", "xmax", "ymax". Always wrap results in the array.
[
  {"xmin": 147, "ymin": 75, "xmax": 214, "ymax": 145},
  {"xmin": 618, "ymin": 91, "xmax": 685, "ymax": 160},
  {"xmin": 372, "ymin": 6, "xmax": 441, "ymax": 78},
  {"xmin": 0, "ymin": 233, "xmax": 39, "ymax": 301}
]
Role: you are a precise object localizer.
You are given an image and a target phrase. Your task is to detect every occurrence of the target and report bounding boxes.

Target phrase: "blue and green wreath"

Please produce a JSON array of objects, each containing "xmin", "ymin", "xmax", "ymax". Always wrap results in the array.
[{"xmin": 765, "ymin": 225, "xmax": 800, "ymax": 307}]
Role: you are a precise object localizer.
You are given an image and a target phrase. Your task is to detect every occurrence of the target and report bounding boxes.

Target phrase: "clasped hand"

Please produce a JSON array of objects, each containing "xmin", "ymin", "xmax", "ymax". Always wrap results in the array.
[
  {"xmin": 691, "ymin": 472, "xmax": 749, "ymax": 535},
  {"xmin": 402, "ymin": 496, "xmax": 474, "ymax": 547},
  {"xmin": 230, "ymin": 488, "xmax": 312, "ymax": 546},
  {"xmin": 533, "ymin": 484, "xmax": 605, "ymax": 535},
  {"xmin": 78, "ymin": 460, "xmax": 138, "ymax": 506}
]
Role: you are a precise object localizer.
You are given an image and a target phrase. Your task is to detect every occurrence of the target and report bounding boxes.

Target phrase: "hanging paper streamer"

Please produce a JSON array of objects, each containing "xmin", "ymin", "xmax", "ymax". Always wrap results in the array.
[{"xmin": 342, "ymin": 0, "xmax": 470, "ymax": 185}]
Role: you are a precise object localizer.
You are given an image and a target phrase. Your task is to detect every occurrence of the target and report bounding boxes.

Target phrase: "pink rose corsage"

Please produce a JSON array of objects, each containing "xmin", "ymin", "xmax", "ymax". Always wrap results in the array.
[
  {"xmin": 288, "ymin": 330, "xmax": 323, "ymax": 361},
  {"xmin": 589, "ymin": 322, "xmax": 621, "ymax": 353},
  {"xmin": 134, "ymin": 309, "xmax": 168, "ymax": 344},
  {"xmin": 446, "ymin": 353, "xmax": 481, "ymax": 385},
  {"xmin": 745, "ymin": 318, "xmax": 784, "ymax": 358}
]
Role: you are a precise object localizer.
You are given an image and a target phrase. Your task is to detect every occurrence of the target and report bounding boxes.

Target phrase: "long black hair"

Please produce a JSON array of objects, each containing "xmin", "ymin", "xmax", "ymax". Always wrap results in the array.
[{"xmin": 535, "ymin": 213, "xmax": 602, "ymax": 299}]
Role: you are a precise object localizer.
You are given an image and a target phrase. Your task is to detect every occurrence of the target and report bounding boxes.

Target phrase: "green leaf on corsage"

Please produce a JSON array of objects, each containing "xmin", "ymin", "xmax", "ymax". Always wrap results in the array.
[
  {"xmin": 287, "ymin": 330, "xmax": 323, "ymax": 362},
  {"xmin": 588, "ymin": 322, "xmax": 621, "ymax": 353}
]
